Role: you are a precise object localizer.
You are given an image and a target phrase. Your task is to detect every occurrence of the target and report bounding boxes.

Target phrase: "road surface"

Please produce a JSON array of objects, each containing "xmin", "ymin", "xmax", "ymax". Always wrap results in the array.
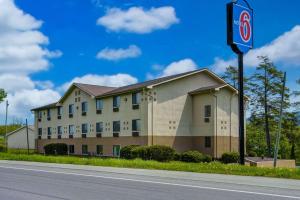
[{"xmin": 0, "ymin": 160, "xmax": 299, "ymax": 200}]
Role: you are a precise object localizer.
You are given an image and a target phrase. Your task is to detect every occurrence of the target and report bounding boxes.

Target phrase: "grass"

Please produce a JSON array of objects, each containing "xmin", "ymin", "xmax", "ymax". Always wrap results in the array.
[{"xmin": 0, "ymin": 152, "xmax": 299, "ymax": 180}]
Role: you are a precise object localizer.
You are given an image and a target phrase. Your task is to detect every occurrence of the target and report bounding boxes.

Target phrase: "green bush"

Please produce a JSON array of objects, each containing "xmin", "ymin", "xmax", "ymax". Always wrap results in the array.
[
  {"xmin": 44, "ymin": 143, "xmax": 68, "ymax": 155},
  {"xmin": 132, "ymin": 146, "xmax": 149, "ymax": 160},
  {"xmin": 203, "ymin": 154, "xmax": 213, "ymax": 162},
  {"xmin": 0, "ymin": 145, "xmax": 5, "ymax": 152},
  {"xmin": 247, "ymin": 151, "xmax": 257, "ymax": 157},
  {"xmin": 181, "ymin": 151, "xmax": 204, "ymax": 163},
  {"xmin": 147, "ymin": 145, "xmax": 175, "ymax": 162},
  {"xmin": 221, "ymin": 152, "xmax": 239, "ymax": 164},
  {"xmin": 174, "ymin": 152, "xmax": 181, "ymax": 161},
  {"xmin": 120, "ymin": 145, "xmax": 139, "ymax": 159}
]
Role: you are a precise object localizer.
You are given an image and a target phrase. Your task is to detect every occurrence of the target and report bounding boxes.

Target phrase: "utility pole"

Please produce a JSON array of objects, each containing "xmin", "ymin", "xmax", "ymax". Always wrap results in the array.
[
  {"xmin": 5, "ymin": 100, "xmax": 9, "ymax": 152},
  {"xmin": 273, "ymin": 72, "xmax": 286, "ymax": 167},
  {"xmin": 26, "ymin": 119, "xmax": 30, "ymax": 154}
]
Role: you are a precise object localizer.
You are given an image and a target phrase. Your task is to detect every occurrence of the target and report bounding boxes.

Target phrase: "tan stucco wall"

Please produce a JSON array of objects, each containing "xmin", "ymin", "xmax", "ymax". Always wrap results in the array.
[{"xmin": 7, "ymin": 128, "xmax": 35, "ymax": 149}]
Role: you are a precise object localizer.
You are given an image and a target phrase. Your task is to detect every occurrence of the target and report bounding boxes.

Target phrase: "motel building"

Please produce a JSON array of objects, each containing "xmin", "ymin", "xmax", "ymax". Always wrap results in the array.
[{"xmin": 32, "ymin": 69, "xmax": 241, "ymax": 158}]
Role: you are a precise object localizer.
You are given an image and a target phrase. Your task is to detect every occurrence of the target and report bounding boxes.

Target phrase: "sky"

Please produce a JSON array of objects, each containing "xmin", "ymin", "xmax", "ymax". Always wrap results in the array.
[{"xmin": 0, "ymin": 0, "xmax": 300, "ymax": 124}]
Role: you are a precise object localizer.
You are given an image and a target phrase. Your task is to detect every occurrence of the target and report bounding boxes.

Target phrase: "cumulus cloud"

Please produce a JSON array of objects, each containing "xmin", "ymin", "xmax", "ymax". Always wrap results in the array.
[
  {"xmin": 0, "ymin": 0, "xmax": 61, "ymax": 75},
  {"xmin": 148, "ymin": 58, "xmax": 198, "ymax": 79},
  {"xmin": 0, "ymin": 0, "xmax": 61, "ymax": 123},
  {"xmin": 96, "ymin": 45, "xmax": 141, "ymax": 61},
  {"xmin": 97, "ymin": 6, "xmax": 179, "ymax": 34},
  {"xmin": 212, "ymin": 25, "xmax": 300, "ymax": 72},
  {"xmin": 59, "ymin": 73, "xmax": 138, "ymax": 92}
]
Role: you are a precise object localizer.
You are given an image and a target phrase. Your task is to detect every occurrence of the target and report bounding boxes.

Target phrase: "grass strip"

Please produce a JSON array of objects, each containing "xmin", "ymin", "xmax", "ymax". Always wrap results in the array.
[{"xmin": 0, "ymin": 152, "xmax": 299, "ymax": 179}]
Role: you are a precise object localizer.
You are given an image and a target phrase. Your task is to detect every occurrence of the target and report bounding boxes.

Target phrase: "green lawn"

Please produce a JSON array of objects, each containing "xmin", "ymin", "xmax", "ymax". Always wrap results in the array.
[{"xmin": 0, "ymin": 152, "xmax": 299, "ymax": 180}]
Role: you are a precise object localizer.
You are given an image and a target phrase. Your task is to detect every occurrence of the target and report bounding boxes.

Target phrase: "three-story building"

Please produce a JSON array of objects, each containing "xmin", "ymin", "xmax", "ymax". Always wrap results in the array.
[{"xmin": 32, "ymin": 69, "xmax": 240, "ymax": 158}]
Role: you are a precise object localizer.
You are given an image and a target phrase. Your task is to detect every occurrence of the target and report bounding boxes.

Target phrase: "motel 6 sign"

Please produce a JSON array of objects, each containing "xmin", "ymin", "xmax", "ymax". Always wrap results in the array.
[{"xmin": 227, "ymin": 0, "xmax": 253, "ymax": 54}]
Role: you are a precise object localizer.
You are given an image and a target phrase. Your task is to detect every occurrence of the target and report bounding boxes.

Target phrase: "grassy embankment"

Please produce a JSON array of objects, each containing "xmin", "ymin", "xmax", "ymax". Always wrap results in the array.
[{"xmin": 0, "ymin": 152, "xmax": 299, "ymax": 180}]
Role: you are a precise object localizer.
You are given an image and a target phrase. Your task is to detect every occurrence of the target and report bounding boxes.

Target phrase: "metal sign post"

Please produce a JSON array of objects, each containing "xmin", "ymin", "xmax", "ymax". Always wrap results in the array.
[{"xmin": 227, "ymin": 0, "xmax": 253, "ymax": 164}]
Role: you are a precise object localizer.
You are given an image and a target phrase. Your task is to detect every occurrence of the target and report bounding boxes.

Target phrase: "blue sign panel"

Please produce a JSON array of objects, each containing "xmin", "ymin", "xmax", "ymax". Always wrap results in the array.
[{"xmin": 227, "ymin": 0, "xmax": 253, "ymax": 54}]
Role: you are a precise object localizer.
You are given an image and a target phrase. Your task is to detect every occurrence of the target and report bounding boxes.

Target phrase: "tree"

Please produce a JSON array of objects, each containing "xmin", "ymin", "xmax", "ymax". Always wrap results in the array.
[
  {"xmin": 248, "ymin": 56, "xmax": 290, "ymax": 157},
  {"xmin": 293, "ymin": 78, "xmax": 300, "ymax": 110},
  {"xmin": 0, "ymin": 89, "xmax": 6, "ymax": 103},
  {"xmin": 221, "ymin": 66, "xmax": 238, "ymax": 88}
]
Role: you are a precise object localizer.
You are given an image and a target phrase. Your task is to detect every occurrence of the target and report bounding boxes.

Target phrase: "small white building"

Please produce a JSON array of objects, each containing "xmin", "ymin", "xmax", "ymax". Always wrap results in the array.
[{"xmin": 6, "ymin": 126, "xmax": 35, "ymax": 149}]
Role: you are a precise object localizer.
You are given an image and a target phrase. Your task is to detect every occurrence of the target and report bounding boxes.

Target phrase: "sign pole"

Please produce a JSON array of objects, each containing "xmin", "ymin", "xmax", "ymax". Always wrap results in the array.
[
  {"xmin": 227, "ymin": 0, "xmax": 253, "ymax": 165},
  {"xmin": 238, "ymin": 53, "xmax": 245, "ymax": 165}
]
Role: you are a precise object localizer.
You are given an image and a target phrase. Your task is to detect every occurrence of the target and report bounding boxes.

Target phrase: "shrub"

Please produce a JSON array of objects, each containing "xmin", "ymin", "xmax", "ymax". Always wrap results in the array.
[
  {"xmin": 202, "ymin": 154, "xmax": 213, "ymax": 163},
  {"xmin": 132, "ymin": 146, "xmax": 150, "ymax": 160},
  {"xmin": 181, "ymin": 151, "xmax": 204, "ymax": 163},
  {"xmin": 120, "ymin": 145, "xmax": 139, "ymax": 159},
  {"xmin": 174, "ymin": 152, "xmax": 181, "ymax": 161},
  {"xmin": 247, "ymin": 151, "xmax": 257, "ymax": 157},
  {"xmin": 148, "ymin": 145, "xmax": 175, "ymax": 162},
  {"xmin": 0, "ymin": 145, "xmax": 5, "ymax": 152},
  {"xmin": 44, "ymin": 143, "xmax": 68, "ymax": 155},
  {"xmin": 221, "ymin": 152, "xmax": 239, "ymax": 164}
]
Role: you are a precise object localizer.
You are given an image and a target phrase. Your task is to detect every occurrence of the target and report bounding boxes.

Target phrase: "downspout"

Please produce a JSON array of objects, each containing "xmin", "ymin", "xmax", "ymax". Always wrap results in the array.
[
  {"xmin": 229, "ymin": 94, "xmax": 233, "ymax": 152},
  {"xmin": 212, "ymin": 92, "xmax": 218, "ymax": 158}
]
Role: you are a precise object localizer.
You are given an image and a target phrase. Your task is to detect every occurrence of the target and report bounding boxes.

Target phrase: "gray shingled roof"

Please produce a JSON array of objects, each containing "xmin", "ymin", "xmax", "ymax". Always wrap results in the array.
[{"xmin": 74, "ymin": 83, "xmax": 116, "ymax": 96}]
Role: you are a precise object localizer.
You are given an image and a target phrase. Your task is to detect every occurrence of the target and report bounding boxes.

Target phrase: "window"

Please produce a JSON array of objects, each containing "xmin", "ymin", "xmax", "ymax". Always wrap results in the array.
[
  {"xmin": 82, "ymin": 145, "xmax": 88, "ymax": 155},
  {"xmin": 96, "ymin": 122, "xmax": 103, "ymax": 133},
  {"xmin": 57, "ymin": 126, "xmax": 62, "ymax": 135},
  {"xmin": 69, "ymin": 104, "xmax": 74, "ymax": 114},
  {"xmin": 82, "ymin": 123, "xmax": 88, "ymax": 134},
  {"xmin": 38, "ymin": 111, "xmax": 42, "ymax": 119},
  {"xmin": 47, "ymin": 127, "xmax": 52, "ymax": 136},
  {"xmin": 113, "ymin": 145, "xmax": 120, "ymax": 157},
  {"xmin": 47, "ymin": 109, "xmax": 51, "ymax": 120},
  {"xmin": 204, "ymin": 105, "xmax": 211, "ymax": 123},
  {"xmin": 82, "ymin": 102, "xmax": 88, "ymax": 114},
  {"xmin": 132, "ymin": 119, "xmax": 141, "ymax": 132},
  {"xmin": 57, "ymin": 106, "xmax": 62, "ymax": 116},
  {"xmin": 132, "ymin": 92, "xmax": 141, "ymax": 105},
  {"xmin": 69, "ymin": 145, "xmax": 74, "ymax": 154},
  {"xmin": 113, "ymin": 121, "xmax": 120, "ymax": 133},
  {"xmin": 113, "ymin": 96, "xmax": 120, "ymax": 108},
  {"xmin": 96, "ymin": 99, "xmax": 103, "ymax": 111},
  {"xmin": 38, "ymin": 128, "xmax": 42, "ymax": 136},
  {"xmin": 205, "ymin": 136, "xmax": 211, "ymax": 148},
  {"xmin": 96, "ymin": 145, "xmax": 103, "ymax": 155},
  {"xmin": 69, "ymin": 125, "xmax": 75, "ymax": 135}
]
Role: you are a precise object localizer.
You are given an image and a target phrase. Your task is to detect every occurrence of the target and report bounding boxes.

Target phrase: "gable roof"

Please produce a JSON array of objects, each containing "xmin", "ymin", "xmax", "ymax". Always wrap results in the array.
[
  {"xmin": 31, "ymin": 102, "xmax": 57, "ymax": 111},
  {"xmin": 6, "ymin": 126, "xmax": 35, "ymax": 137},
  {"xmin": 189, "ymin": 84, "xmax": 238, "ymax": 95},
  {"xmin": 96, "ymin": 68, "xmax": 226, "ymax": 98}
]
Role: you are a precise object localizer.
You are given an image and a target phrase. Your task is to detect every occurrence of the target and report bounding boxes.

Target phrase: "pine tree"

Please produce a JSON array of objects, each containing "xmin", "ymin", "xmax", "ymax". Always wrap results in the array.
[
  {"xmin": 0, "ymin": 89, "xmax": 6, "ymax": 103},
  {"xmin": 248, "ymin": 56, "xmax": 290, "ymax": 157},
  {"xmin": 221, "ymin": 66, "xmax": 238, "ymax": 88}
]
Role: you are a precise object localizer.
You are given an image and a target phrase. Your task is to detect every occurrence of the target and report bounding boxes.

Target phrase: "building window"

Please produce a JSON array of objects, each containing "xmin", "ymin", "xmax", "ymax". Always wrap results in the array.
[
  {"xmin": 205, "ymin": 136, "xmax": 211, "ymax": 148},
  {"xmin": 113, "ymin": 96, "xmax": 120, "ymax": 108},
  {"xmin": 132, "ymin": 92, "xmax": 141, "ymax": 109},
  {"xmin": 113, "ymin": 145, "xmax": 120, "ymax": 157},
  {"xmin": 96, "ymin": 122, "xmax": 103, "ymax": 133},
  {"xmin": 57, "ymin": 126, "xmax": 62, "ymax": 135},
  {"xmin": 69, "ymin": 104, "xmax": 74, "ymax": 117},
  {"xmin": 96, "ymin": 145, "xmax": 103, "ymax": 155},
  {"xmin": 38, "ymin": 128, "xmax": 42, "ymax": 136},
  {"xmin": 82, "ymin": 145, "xmax": 88, "ymax": 155},
  {"xmin": 47, "ymin": 109, "xmax": 51, "ymax": 120},
  {"xmin": 82, "ymin": 123, "xmax": 88, "ymax": 134},
  {"xmin": 38, "ymin": 111, "xmax": 42, "ymax": 120},
  {"xmin": 69, "ymin": 125, "xmax": 75, "ymax": 135},
  {"xmin": 204, "ymin": 105, "xmax": 211, "ymax": 123},
  {"xmin": 132, "ymin": 119, "xmax": 141, "ymax": 137},
  {"xmin": 82, "ymin": 102, "xmax": 88, "ymax": 115},
  {"xmin": 113, "ymin": 121, "xmax": 120, "ymax": 133},
  {"xmin": 96, "ymin": 99, "xmax": 103, "ymax": 112},
  {"xmin": 57, "ymin": 106, "xmax": 62, "ymax": 117},
  {"xmin": 47, "ymin": 127, "xmax": 52, "ymax": 136},
  {"xmin": 69, "ymin": 145, "xmax": 74, "ymax": 154}
]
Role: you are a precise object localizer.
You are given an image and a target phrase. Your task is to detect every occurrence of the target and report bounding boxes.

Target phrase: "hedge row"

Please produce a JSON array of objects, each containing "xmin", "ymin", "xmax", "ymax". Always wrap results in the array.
[
  {"xmin": 44, "ymin": 143, "xmax": 68, "ymax": 155},
  {"xmin": 120, "ymin": 145, "xmax": 213, "ymax": 163}
]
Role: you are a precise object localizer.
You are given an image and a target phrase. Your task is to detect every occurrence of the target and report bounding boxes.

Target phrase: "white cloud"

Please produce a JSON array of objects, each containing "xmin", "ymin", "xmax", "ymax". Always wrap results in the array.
[
  {"xmin": 97, "ymin": 6, "xmax": 179, "ymax": 34},
  {"xmin": 148, "ymin": 58, "xmax": 198, "ymax": 79},
  {"xmin": 96, "ymin": 45, "xmax": 141, "ymax": 61},
  {"xmin": 212, "ymin": 25, "xmax": 300, "ymax": 72},
  {"xmin": 0, "ymin": 0, "xmax": 61, "ymax": 75},
  {"xmin": 59, "ymin": 73, "xmax": 138, "ymax": 92},
  {"xmin": 0, "ymin": 74, "xmax": 35, "ymax": 93}
]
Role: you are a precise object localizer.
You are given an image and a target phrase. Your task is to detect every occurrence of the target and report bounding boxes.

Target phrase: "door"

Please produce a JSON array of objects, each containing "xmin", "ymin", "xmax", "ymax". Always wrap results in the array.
[{"xmin": 113, "ymin": 145, "xmax": 120, "ymax": 157}]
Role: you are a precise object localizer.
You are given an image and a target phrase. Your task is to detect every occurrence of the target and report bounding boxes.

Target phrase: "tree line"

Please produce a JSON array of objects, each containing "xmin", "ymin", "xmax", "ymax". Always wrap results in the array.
[{"xmin": 222, "ymin": 56, "xmax": 300, "ymax": 160}]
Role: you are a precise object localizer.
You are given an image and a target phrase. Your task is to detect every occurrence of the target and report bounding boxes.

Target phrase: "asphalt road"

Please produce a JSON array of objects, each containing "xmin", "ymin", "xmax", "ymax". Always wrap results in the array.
[{"xmin": 0, "ymin": 161, "xmax": 299, "ymax": 200}]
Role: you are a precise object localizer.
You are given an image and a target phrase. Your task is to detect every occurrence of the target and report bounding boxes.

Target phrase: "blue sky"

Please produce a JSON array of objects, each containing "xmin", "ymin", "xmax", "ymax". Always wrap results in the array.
[{"xmin": 0, "ymin": 0, "xmax": 300, "ymax": 123}]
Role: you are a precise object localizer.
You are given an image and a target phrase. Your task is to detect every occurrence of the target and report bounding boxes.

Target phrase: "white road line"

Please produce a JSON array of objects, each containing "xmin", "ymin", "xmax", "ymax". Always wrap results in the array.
[{"xmin": 0, "ymin": 165, "xmax": 299, "ymax": 199}]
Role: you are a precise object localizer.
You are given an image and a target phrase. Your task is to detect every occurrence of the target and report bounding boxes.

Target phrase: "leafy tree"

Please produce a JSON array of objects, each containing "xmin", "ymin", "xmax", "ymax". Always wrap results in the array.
[
  {"xmin": 221, "ymin": 66, "xmax": 238, "ymax": 88},
  {"xmin": 248, "ymin": 56, "xmax": 290, "ymax": 157},
  {"xmin": 0, "ymin": 89, "xmax": 6, "ymax": 103}
]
